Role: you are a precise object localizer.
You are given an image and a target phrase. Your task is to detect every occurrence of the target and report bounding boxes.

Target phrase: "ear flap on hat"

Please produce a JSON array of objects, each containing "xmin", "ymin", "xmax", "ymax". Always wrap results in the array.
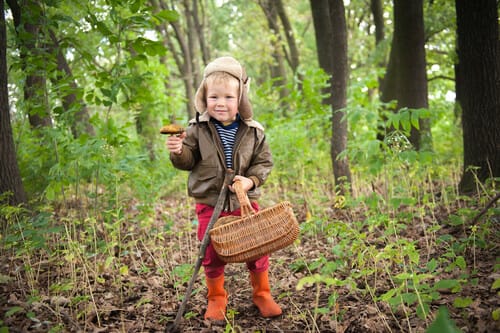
[
  {"xmin": 194, "ymin": 82, "xmax": 206, "ymax": 113},
  {"xmin": 238, "ymin": 74, "xmax": 253, "ymax": 120}
]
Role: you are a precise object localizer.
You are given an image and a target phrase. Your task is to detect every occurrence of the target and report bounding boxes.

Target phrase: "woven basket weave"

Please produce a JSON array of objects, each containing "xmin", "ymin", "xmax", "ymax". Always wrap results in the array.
[{"xmin": 209, "ymin": 182, "xmax": 299, "ymax": 263}]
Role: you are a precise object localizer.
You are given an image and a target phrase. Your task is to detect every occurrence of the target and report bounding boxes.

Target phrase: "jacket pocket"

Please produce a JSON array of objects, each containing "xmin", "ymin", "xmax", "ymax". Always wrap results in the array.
[{"xmin": 188, "ymin": 165, "xmax": 220, "ymax": 197}]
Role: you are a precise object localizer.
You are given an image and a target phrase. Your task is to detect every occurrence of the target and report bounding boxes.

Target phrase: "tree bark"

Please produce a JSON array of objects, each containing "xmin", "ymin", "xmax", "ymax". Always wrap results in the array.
[
  {"xmin": 310, "ymin": 0, "xmax": 352, "ymax": 194},
  {"xmin": 152, "ymin": 0, "xmax": 196, "ymax": 119},
  {"xmin": 183, "ymin": 0, "xmax": 201, "ymax": 88},
  {"xmin": 395, "ymin": 0, "xmax": 430, "ymax": 150},
  {"xmin": 370, "ymin": 0, "xmax": 384, "ymax": 44},
  {"xmin": 380, "ymin": 0, "xmax": 430, "ymax": 151},
  {"xmin": 456, "ymin": 0, "xmax": 500, "ymax": 193},
  {"xmin": 370, "ymin": 0, "xmax": 385, "ymax": 91},
  {"xmin": 192, "ymin": 0, "xmax": 210, "ymax": 66},
  {"xmin": 275, "ymin": 0, "xmax": 299, "ymax": 72},
  {"xmin": 259, "ymin": 0, "xmax": 289, "ymax": 115},
  {"xmin": 0, "ymin": 0, "xmax": 28, "ymax": 207},
  {"xmin": 8, "ymin": 0, "xmax": 52, "ymax": 129},
  {"xmin": 48, "ymin": 30, "xmax": 95, "ymax": 138}
]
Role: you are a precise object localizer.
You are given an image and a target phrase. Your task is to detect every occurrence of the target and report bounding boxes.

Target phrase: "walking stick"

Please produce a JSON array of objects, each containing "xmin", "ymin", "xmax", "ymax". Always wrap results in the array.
[{"xmin": 166, "ymin": 170, "xmax": 234, "ymax": 332}]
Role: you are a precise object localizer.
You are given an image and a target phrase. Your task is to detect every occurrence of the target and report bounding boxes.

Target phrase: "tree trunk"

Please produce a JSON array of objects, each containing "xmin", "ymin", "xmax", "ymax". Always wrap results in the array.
[
  {"xmin": 370, "ymin": 0, "xmax": 385, "ymax": 44},
  {"xmin": 0, "ymin": 0, "xmax": 28, "ymax": 207},
  {"xmin": 192, "ymin": 0, "xmax": 210, "ymax": 65},
  {"xmin": 310, "ymin": 0, "xmax": 352, "ymax": 194},
  {"xmin": 48, "ymin": 30, "xmax": 95, "ymax": 138},
  {"xmin": 370, "ymin": 0, "xmax": 385, "ymax": 91},
  {"xmin": 259, "ymin": 0, "xmax": 289, "ymax": 115},
  {"xmin": 8, "ymin": 0, "xmax": 52, "ymax": 129},
  {"xmin": 329, "ymin": 0, "xmax": 352, "ymax": 194},
  {"xmin": 456, "ymin": 0, "xmax": 500, "ymax": 193},
  {"xmin": 183, "ymin": 0, "xmax": 201, "ymax": 89},
  {"xmin": 381, "ymin": 0, "xmax": 430, "ymax": 151},
  {"xmin": 275, "ymin": 0, "xmax": 299, "ymax": 72},
  {"xmin": 152, "ymin": 0, "xmax": 196, "ymax": 119},
  {"xmin": 394, "ymin": 0, "xmax": 430, "ymax": 150}
]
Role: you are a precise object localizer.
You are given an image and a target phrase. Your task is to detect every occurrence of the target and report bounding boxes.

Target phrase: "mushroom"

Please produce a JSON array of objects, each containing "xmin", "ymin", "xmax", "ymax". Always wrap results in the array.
[{"xmin": 160, "ymin": 124, "xmax": 185, "ymax": 135}]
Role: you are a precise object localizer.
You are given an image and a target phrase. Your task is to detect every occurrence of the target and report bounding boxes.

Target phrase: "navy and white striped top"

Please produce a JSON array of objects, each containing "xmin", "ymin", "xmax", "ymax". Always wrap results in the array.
[{"xmin": 212, "ymin": 118, "xmax": 239, "ymax": 168}]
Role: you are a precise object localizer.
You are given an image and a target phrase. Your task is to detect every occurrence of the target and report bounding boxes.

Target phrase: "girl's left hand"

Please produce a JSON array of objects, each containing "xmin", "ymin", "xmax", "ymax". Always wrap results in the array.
[{"xmin": 230, "ymin": 175, "xmax": 254, "ymax": 193}]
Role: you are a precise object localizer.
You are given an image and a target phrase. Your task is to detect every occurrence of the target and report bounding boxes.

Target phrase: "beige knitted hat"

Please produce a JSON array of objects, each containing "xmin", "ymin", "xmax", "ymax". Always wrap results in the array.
[{"xmin": 194, "ymin": 56, "xmax": 253, "ymax": 120}]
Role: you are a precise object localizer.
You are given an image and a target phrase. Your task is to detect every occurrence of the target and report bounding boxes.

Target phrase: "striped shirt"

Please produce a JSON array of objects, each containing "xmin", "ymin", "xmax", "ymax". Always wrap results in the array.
[{"xmin": 213, "ymin": 119, "xmax": 239, "ymax": 168}]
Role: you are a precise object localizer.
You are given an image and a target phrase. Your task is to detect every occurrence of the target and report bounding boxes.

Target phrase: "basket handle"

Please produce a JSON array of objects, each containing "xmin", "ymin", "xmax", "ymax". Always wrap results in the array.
[{"xmin": 233, "ymin": 180, "xmax": 255, "ymax": 217}]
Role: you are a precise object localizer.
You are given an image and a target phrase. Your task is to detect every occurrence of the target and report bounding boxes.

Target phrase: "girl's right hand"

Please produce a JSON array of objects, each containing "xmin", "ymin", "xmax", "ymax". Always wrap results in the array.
[{"xmin": 165, "ymin": 132, "xmax": 186, "ymax": 155}]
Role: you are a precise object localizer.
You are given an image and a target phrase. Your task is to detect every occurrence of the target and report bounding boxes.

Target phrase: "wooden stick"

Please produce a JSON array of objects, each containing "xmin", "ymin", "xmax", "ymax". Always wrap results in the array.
[{"xmin": 168, "ymin": 170, "xmax": 234, "ymax": 332}]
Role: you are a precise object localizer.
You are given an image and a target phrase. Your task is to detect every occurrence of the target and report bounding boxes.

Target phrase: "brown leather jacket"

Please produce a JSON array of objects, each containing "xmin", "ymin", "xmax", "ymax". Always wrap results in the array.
[{"xmin": 170, "ymin": 112, "xmax": 273, "ymax": 210}]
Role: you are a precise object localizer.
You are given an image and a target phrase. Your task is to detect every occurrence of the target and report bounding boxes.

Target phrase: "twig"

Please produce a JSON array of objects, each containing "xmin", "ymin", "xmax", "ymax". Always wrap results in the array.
[
  {"xmin": 470, "ymin": 192, "xmax": 500, "ymax": 225},
  {"xmin": 39, "ymin": 302, "xmax": 82, "ymax": 332}
]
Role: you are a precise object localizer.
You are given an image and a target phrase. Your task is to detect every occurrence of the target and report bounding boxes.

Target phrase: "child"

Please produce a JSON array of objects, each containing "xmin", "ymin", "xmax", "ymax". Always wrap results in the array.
[{"xmin": 165, "ymin": 56, "xmax": 282, "ymax": 321}]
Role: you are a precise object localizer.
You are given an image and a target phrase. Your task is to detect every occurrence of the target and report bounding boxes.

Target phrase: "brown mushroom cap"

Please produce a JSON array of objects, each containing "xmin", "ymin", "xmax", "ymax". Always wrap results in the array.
[{"xmin": 160, "ymin": 124, "xmax": 185, "ymax": 135}]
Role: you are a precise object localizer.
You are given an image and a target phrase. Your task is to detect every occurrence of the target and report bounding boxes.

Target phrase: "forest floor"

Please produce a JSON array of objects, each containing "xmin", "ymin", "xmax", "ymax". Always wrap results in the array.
[{"xmin": 0, "ymin": 194, "xmax": 499, "ymax": 332}]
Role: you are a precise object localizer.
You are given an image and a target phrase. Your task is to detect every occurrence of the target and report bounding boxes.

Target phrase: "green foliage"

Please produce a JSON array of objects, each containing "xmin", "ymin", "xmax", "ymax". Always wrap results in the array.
[
  {"xmin": 426, "ymin": 307, "xmax": 461, "ymax": 333},
  {"xmin": 258, "ymin": 67, "xmax": 332, "ymax": 192}
]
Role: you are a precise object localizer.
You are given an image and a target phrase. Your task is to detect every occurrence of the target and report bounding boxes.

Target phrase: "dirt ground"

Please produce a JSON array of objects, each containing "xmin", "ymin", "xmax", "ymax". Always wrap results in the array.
[{"xmin": 1, "ymin": 197, "xmax": 499, "ymax": 332}]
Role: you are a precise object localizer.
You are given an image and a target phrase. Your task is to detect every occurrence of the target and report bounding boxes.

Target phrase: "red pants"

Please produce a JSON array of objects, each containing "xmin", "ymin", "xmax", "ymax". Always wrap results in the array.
[{"xmin": 196, "ymin": 203, "xmax": 269, "ymax": 278}]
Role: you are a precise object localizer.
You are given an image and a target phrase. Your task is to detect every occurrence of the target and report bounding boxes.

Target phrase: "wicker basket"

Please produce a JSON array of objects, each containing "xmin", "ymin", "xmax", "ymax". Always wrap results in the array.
[{"xmin": 209, "ymin": 182, "xmax": 299, "ymax": 263}]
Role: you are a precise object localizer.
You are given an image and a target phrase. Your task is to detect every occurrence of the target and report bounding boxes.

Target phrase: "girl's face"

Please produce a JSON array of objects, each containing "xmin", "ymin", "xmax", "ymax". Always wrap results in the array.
[{"xmin": 206, "ymin": 78, "xmax": 239, "ymax": 124}]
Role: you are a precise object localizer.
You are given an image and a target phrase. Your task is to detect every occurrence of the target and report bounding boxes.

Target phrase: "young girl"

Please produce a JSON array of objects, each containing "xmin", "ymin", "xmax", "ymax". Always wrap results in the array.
[{"xmin": 165, "ymin": 56, "xmax": 282, "ymax": 321}]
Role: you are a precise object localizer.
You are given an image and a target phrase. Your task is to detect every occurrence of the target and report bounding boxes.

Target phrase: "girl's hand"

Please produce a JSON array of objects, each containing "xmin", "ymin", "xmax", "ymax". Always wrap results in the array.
[
  {"xmin": 230, "ymin": 175, "xmax": 254, "ymax": 193},
  {"xmin": 165, "ymin": 132, "xmax": 186, "ymax": 155}
]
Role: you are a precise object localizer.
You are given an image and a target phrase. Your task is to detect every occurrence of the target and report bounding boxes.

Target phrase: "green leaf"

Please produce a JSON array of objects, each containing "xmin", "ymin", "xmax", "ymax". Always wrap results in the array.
[
  {"xmin": 411, "ymin": 109, "xmax": 420, "ymax": 130},
  {"xmin": 144, "ymin": 40, "xmax": 166, "ymax": 57},
  {"xmin": 426, "ymin": 306, "xmax": 461, "ymax": 333},
  {"xmin": 395, "ymin": 272, "xmax": 412, "ymax": 280},
  {"xmin": 427, "ymin": 258, "xmax": 438, "ymax": 272},
  {"xmin": 296, "ymin": 274, "xmax": 320, "ymax": 290},
  {"xmin": 130, "ymin": 0, "xmax": 141, "ymax": 13},
  {"xmin": 387, "ymin": 295, "xmax": 403, "ymax": 308},
  {"xmin": 454, "ymin": 256, "xmax": 466, "ymax": 270},
  {"xmin": 417, "ymin": 302, "xmax": 430, "ymax": 319},
  {"xmin": 390, "ymin": 113, "xmax": 400, "ymax": 130},
  {"xmin": 453, "ymin": 296, "xmax": 472, "ymax": 308},
  {"xmin": 492, "ymin": 279, "xmax": 500, "ymax": 290},
  {"xmin": 155, "ymin": 9, "xmax": 180, "ymax": 22},
  {"xmin": 105, "ymin": 256, "xmax": 114, "ymax": 269},
  {"xmin": 95, "ymin": 21, "xmax": 112, "ymax": 37},
  {"xmin": 401, "ymin": 292, "xmax": 418, "ymax": 305},
  {"xmin": 492, "ymin": 308, "xmax": 500, "ymax": 321},
  {"xmin": 400, "ymin": 108, "xmax": 411, "ymax": 132},
  {"xmin": 130, "ymin": 38, "xmax": 166, "ymax": 57},
  {"xmin": 119, "ymin": 265, "xmax": 129, "ymax": 276},
  {"xmin": 315, "ymin": 307, "xmax": 330, "ymax": 314},
  {"xmin": 447, "ymin": 215, "xmax": 464, "ymax": 226},
  {"xmin": 379, "ymin": 288, "xmax": 397, "ymax": 302},
  {"xmin": 434, "ymin": 279, "xmax": 460, "ymax": 290},
  {"xmin": 5, "ymin": 306, "xmax": 23, "ymax": 317}
]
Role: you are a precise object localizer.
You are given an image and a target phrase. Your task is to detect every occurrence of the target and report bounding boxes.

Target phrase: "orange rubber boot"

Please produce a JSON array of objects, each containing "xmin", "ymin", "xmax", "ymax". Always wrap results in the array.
[
  {"xmin": 204, "ymin": 274, "xmax": 228, "ymax": 321},
  {"xmin": 250, "ymin": 270, "xmax": 282, "ymax": 318}
]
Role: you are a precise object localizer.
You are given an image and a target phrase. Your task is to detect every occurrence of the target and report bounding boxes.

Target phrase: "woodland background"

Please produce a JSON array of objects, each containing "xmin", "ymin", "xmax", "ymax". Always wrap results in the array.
[{"xmin": 0, "ymin": 0, "xmax": 499, "ymax": 332}]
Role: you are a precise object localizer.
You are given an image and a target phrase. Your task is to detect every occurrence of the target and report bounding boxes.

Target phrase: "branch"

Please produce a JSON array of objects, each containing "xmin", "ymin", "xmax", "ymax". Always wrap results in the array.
[
  {"xmin": 427, "ymin": 75, "xmax": 454, "ymax": 82},
  {"xmin": 471, "ymin": 192, "xmax": 500, "ymax": 225}
]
